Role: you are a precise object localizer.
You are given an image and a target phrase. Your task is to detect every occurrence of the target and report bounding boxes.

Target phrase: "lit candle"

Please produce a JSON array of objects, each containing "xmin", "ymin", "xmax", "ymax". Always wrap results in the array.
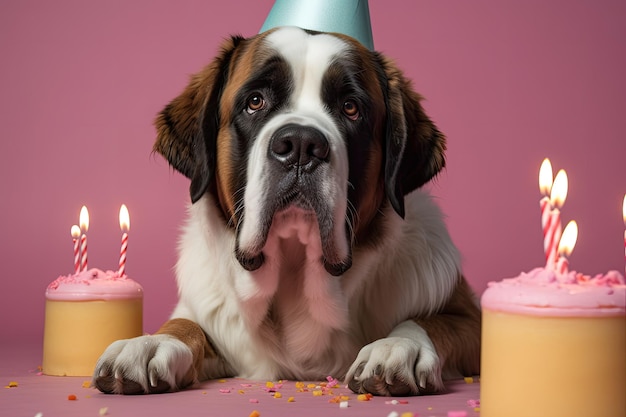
[
  {"xmin": 79, "ymin": 206, "xmax": 89, "ymax": 272},
  {"xmin": 118, "ymin": 204, "xmax": 130, "ymax": 277},
  {"xmin": 71, "ymin": 225, "xmax": 81, "ymax": 274},
  {"xmin": 546, "ymin": 170, "xmax": 568, "ymax": 269},
  {"xmin": 539, "ymin": 158, "xmax": 554, "ymax": 261},
  {"xmin": 556, "ymin": 220, "xmax": 578, "ymax": 275}
]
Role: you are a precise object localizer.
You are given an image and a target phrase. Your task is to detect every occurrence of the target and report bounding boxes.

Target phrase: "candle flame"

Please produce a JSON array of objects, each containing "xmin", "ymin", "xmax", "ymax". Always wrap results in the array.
[
  {"xmin": 539, "ymin": 158, "xmax": 553, "ymax": 196},
  {"xmin": 550, "ymin": 169, "xmax": 568, "ymax": 208},
  {"xmin": 79, "ymin": 206, "xmax": 89, "ymax": 232},
  {"xmin": 119, "ymin": 204, "xmax": 130, "ymax": 232},
  {"xmin": 70, "ymin": 225, "xmax": 81, "ymax": 239},
  {"xmin": 558, "ymin": 220, "xmax": 578, "ymax": 257}
]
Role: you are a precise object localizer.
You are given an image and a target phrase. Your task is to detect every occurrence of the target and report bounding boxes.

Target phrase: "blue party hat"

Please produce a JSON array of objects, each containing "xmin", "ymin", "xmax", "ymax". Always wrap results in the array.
[{"xmin": 260, "ymin": 0, "xmax": 374, "ymax": 50}]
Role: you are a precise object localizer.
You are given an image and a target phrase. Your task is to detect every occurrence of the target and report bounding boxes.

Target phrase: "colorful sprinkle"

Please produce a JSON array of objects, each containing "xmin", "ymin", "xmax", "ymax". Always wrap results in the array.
[
  {"xmin": 357, "ymin": 393, "xmax": 373, "ymax": 401},
  {"xmin": 273, "ymin": 392, "xmax": 282, "ymax": 399},
  {"xmin": 339, "ymin": 400, "xmax": 349, "ymax": 408},
  {"xmin": 312, "ymin": 390, "xmax": 324, "ymax": 397},
  {"xmin": 99, "ymin": 407, "xmax": 109, "ymax": 416},
  {"xmin": 5, "ymin": 381, "xmax": 18, "ymax": 388},
  {"xmin": 67, "ymin": 394, "xmax": 77, "ymax": 401},
  {"xmin": 467, "ymin": 399, "xmax": 480, "ymax": 407},
  {"xmin": 448, "ymin": 411, "xmax": 467, "ymax": 417},
  {"xmin": 249, "ymin": 399, "xmax": 259, "ymax": 403},
  {"xmin": 265, "ymin": 381, "xmax": 274, "ymax": 388},
  {"xmin": 82, "ymin": 381, "xmax": 91, "ymax": 388},
  {"xmin": 287, "ymin": 396, "xmax": 295, "ymax": 402},
  {"xmin": 249, "ymin": 411, "xmax": 260, "ymax": 417},
  {"xmin": 219, "ymin": 388, "xmax": 231, "ymax": 394},
  {"xmin": 400, "ymin": 413, "xmax": 414, "ymax": 417},
  {"xmin": 464, "ymin": 376, "xmax": 474, "ymax": 384}
]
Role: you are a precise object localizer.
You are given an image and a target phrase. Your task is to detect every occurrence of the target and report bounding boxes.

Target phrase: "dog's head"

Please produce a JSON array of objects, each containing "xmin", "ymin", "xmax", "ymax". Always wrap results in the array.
[{"xmin": 154, "ymin": 27, "xmax": 446, "ymax": 276}]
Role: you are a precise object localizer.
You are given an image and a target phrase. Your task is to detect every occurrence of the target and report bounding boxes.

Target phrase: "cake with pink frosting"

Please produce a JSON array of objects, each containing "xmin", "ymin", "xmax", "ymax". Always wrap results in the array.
[
  {"xmin": 480, "ymin": 267, "xmax": 626, "ymax": 417},
  {"xmin": 46, "ymin": 268, "xmax": 143, "ymax": 300},
  {"xmin": 43, "ymin": 268, "xmax": 143, "ymax": 376}
]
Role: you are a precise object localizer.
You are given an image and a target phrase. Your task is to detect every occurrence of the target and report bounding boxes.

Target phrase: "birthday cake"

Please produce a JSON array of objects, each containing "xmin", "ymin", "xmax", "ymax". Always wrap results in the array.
[
  {"xmin": 42, "ymin": 268, "xmax": 143, "ymax": 376},
  {"xmin": 480, "ymin": 267, "xmax": 626, "ymax": 417}
]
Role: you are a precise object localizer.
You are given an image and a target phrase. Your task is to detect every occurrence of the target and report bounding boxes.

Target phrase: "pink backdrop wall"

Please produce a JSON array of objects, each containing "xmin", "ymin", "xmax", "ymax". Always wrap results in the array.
[{"xmin": 2, "ymin": 0, "xmax": 624, "ymax": 344}]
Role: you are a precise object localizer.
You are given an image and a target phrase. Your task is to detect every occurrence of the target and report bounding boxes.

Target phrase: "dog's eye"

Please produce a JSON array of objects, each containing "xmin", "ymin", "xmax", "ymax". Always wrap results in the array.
[
  {"xmin": 246, "ymin": 94, "xmax": 266, "ymax": 114},
  {"xmin": 342, "ymin": 100, "xmax": 359, "ymax": 120}
]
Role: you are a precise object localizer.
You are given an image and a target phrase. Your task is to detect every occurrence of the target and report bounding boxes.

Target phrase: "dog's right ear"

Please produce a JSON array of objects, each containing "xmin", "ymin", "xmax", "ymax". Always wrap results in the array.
[{"xmin": 153, "ymin": 36, "xmax": 243, "ymax": 203}]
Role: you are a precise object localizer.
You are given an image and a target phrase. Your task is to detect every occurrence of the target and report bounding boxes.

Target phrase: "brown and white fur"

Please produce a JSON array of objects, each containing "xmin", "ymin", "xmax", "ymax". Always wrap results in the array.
[{"xmin": 93, "ymin": 26, "xmax": 480, "ymax": 396}]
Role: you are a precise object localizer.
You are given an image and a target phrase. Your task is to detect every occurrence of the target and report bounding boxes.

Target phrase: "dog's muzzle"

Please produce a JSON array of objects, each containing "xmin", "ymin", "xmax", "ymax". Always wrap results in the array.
[{"xmin": 235, "ymin": 123, "xmax": 352, "ymax": 276}]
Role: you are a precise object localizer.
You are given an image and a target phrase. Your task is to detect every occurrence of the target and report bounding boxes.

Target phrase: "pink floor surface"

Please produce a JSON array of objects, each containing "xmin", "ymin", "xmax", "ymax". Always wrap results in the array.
[{"xmin": 1, "ymin": 343, "xmax": 480, "ymax": 417}]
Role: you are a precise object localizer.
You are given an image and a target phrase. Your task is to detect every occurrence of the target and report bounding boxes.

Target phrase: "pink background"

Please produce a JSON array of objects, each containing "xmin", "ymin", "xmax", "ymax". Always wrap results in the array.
[{"xmin": 1, "ymin": 0, "xmax": 624, "ymax": 344}]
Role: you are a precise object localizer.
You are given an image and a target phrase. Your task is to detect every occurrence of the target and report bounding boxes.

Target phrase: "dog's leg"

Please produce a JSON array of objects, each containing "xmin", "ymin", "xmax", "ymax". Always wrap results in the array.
[
  {"xmin": 346, "ymin": 277, "xmax": 481, "ymax": 396},
  {"xmin": 93, "ymin": 318, "xmax": 226, "ymax": 394}
]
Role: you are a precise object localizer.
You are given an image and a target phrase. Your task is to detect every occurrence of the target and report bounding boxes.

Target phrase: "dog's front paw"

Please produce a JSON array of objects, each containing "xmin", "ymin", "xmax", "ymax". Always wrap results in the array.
[
  {"xmin": 93, "ymin": 334, "xmax": 195, "ymax": 394},
  {"xmin": 345, "ymin": 335, "xmax": 443, "ymax": 396}
]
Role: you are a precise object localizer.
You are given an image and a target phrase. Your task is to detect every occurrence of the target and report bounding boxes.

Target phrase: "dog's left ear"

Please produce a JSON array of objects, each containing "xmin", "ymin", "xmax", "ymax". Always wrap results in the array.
[
  {"xmin": 378, "ymin": 56, "xmax": 446, "ymax": 218},
  {"xmin": 153, "ymin": 36, "xmax": 243, "ymax": 203}
]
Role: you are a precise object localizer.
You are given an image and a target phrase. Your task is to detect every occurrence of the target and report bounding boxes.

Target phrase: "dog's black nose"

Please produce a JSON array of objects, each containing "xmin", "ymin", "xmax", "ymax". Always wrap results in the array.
[{"xmin": 269, "ymin": 124, "xmax": 329, "ymax": 169}]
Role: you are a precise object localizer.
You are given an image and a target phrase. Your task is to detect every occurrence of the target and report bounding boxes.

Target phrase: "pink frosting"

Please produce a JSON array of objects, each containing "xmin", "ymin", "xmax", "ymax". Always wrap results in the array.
[
  {"xmin": 481, "ymin": 267, "xmax": 626, "ymax": 317},
  {"xmin": 46, "ymin": 268, "xmax": 143, "ymax": 301}
]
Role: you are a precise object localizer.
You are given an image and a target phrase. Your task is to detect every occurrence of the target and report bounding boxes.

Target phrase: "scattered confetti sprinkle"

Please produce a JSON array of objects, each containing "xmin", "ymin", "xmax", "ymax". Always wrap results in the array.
[
  {"xmin": 386, "ymin": 400, "xmax": 399, "ymax": 405},
  {"xmin": 265, "ymin": 381, "xmax": 274, "ymax": 388},
  {"xmin": 387, "ymin": 412, "xmax": 400, "ymax": 417},
  {"xmin": 331, "ymin": 395, "xmax": 350, "ymax": 403},
  {"xmin": 464, "ymin": 377, "xmax": 474, "ymax": 384},
  {"xmin": 312, "ymin": 390, "xmax": 323, "ymax": 397},
  {"xmin": 357, "ymin": 393, "xmax": 373, "ymax": 401},
  {"xmin": 273, "ymin": 392, "xmax": 282, "ymax": 399},
  {"xmin": 249, "ymin": 399, "xmax": 259, "ymax": 404},
  {"xmin": 5, "ymin": 381, "xmax": 18, "ymax": 388},
  {"xmin": 448, "ymin": 411, "xmax": 467, "ymax": 417},
  {"xmin": 326, "ymin": 375, "xmax": 339, "ymax": 388},
  {"xmin": 467, "ymin": 399, "xmax": 480, "ymax": 408},
  {"xmin": 218, "ymin": 379, "xmax": 227, "ymax": 383},
  {"xmin": 82, "ymin": 381, "xmax": 91, "ymax": 388},
  {"xmin": 400, "ymin": 413, "xmax": 414, "ymax": 417},
  {"xmin": 67, "ymin": 394, "xmax": 77, "ymax": 401},
  {"xmin": 307, "ymin": 383, "xmax": 317, "ymax": 389},
  {"xmin": 99, "ymin": 407, "xmax": 108, "ymax": 416},
  {"xmin": 295, "ymin": 381, "xmax": 305, "ymax": 389},
  {"xmin": 249, "ymin": 411, "xmax": 260, "ymax": 417},
  {"xmin": 238, "ymin": 389, "xmax": 245, "ymax": 394},
  {"xmin": 287, "ymin": 396, "xmax": 295, "ymax": 402},
  {"xmin": 219, "ymin": 388, "xmax": 231, "ymax": 394},
  {"xmin": 339, "ymin": 400, "xmax": 349, "ymax": 408},
  {"xmin": 34, "ymin": 413, "xmax": 43, "ymax": 417}
]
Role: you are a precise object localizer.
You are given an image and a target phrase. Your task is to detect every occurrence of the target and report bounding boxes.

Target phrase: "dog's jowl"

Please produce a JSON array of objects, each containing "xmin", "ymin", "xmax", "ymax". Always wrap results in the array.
[{"xmin": 93, "ymin": 27, "xmax": 480, "ymax": 396}]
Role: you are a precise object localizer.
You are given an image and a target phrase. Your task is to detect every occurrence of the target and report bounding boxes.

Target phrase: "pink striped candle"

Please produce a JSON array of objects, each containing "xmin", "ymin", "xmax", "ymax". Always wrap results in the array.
[
  {"xmin": 556, "ymin": 220, "xmax": 578, "ymax": 275},
  {"xmin": 546, "ymin": 169, "xmax": 568, "ymax": 269},
  {"xmin": 79, "ymin": 206, "xmax": 89, "ymax": 272},
  {"xmin": 118, "ymin": 204, "xmax": 130, "ymax": 277},
  {"xmin": 539, "ymin": 158, "xmax": 554, "ymax": 262},
  {"xmin": 70, "ymin": 225, "xmax": 81, "ymax": 274}
]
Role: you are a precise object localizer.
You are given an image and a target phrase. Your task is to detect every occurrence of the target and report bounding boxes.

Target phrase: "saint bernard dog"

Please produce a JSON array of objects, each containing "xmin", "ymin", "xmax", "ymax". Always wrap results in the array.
[{"xmin": 93, "ymin": 26, "xmax": 481, "ymax": 396}]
